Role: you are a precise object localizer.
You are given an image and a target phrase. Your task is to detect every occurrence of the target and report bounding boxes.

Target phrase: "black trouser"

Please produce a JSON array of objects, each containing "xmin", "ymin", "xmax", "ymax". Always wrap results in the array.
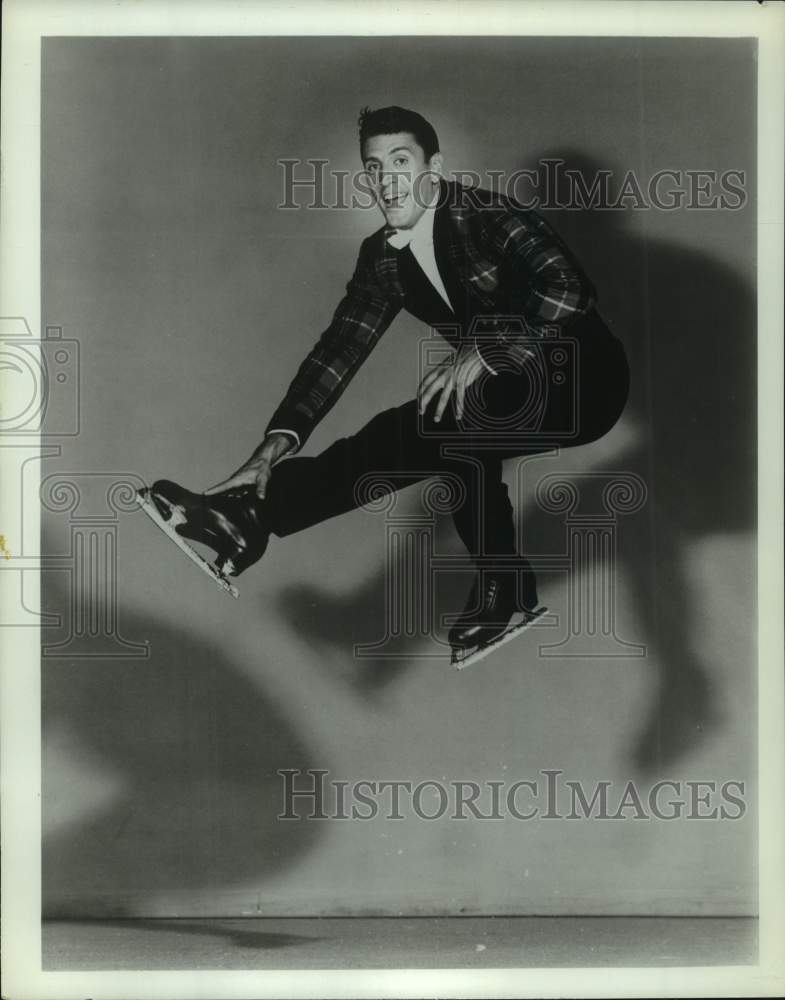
[{"xmin": 265, "ymin": 311, "xmax": 630, "ymax": 562}]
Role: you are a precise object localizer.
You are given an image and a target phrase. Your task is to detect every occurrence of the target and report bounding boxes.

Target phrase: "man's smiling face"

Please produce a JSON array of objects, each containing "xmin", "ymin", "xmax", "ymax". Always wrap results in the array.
[{"xmin": 362, "ymin": 132, "xmax": 443, "ymax": 230}]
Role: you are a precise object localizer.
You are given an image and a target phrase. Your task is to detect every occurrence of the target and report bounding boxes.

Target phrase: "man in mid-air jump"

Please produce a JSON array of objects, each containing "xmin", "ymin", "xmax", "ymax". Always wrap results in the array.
[{"xmin": 141, "ymin": 106, "xmax": 629, "ymax": 663}]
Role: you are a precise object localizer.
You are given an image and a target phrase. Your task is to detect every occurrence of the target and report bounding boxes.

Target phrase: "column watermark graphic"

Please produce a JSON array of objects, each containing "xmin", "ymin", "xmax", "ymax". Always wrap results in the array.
[
  {"xmin": 353, "ymin": 471, "xmax": 468, "ymax": 659},
  {"xmin": 531, "ymin": 470, "xmax": 647, "ymax": 657},
  {"xmin": 354, "ymin": 464, "xmax": 646, "ymax": 660},
  {"xmin": 39, "ymin": 474, "xmax": 149, "ymax": 658},
  {"xmin": 0, "ymin": 316, "xmax": 149, "ymax": 658}
]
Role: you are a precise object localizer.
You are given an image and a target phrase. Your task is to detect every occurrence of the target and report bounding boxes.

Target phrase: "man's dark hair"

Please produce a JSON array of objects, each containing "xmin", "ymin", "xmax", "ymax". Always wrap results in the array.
[{"xmin": 358, "ymin": 106, "xmax": 440, "ymax": 161}]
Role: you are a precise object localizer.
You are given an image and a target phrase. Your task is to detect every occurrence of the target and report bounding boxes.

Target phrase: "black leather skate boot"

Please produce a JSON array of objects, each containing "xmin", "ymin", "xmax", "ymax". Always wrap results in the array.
[
  {"xmin": 149, "ymin": 479, "xmax": 270, "ymax": 577},
  {"xmin": 448, "ymin": 559, "xmax": 538, "ymax": 651}
]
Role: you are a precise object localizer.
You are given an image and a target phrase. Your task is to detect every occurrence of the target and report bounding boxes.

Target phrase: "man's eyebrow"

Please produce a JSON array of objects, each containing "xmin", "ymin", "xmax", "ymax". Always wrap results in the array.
[{"xmin": 364, "ymin": 145, "xmax": 413, "ymax": 162}]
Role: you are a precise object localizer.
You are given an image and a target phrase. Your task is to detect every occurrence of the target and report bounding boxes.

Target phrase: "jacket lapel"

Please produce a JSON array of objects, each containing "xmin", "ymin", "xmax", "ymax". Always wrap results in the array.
[
  {"xmin": 370, "ymin": 179, "xmax": 499, "ymax": 311},
  {"xmin": 438, "ymin": 181, "xmax": 500, "ymax": 312},
  {"xmin": 434, "ymin": 186, "xmax": 471, "ymax": 318}
]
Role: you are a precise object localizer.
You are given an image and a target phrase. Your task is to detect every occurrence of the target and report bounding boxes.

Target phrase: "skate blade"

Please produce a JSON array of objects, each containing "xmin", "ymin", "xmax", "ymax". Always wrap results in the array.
[
  {"xmin": 451, "ymin": 606, "xmax": 547, "ymax": 670},
  {"xmin": 136, "ymin": 488, "xmax": 240, "ymax": 598}
]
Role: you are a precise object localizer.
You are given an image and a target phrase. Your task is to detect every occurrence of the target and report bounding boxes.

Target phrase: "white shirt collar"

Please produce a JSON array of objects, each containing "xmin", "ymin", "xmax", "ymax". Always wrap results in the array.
[{"xmin": 387, "ymin": 186, "xmax": 440, "ymax": 248}]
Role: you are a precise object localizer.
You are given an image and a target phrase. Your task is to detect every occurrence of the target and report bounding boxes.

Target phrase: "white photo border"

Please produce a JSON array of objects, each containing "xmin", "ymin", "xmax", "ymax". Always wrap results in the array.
[{"xmin": 1, "ymin": 1, "xmax": 783, "ymax": 997}]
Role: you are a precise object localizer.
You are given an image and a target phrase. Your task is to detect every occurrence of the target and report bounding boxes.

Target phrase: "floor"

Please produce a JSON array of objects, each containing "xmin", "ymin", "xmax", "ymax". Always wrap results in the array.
[{"xmin": 42, "ymin": 916, "xmax": 758, "ymax": 970}]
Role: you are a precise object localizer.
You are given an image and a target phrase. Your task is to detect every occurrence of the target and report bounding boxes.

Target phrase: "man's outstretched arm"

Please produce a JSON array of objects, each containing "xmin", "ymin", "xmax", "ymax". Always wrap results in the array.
[{"xmin": 207, "ymin": 242, "xmax": 401, "ymax": 498}]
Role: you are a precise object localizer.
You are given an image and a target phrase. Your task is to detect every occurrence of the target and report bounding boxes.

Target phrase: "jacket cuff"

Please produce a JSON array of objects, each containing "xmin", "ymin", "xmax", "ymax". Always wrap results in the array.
[
  {"xmin": 266, "ymin": 428, "xmax": 301, "ymax": 454},
  {"xmin": 264, "ymin": 410, "xmax": 313, "ymax": 453}
]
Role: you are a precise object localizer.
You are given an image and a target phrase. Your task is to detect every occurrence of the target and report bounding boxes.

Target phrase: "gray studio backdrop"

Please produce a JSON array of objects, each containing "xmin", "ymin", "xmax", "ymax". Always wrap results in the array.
[{"xmin": 41, "ymin": 36, "xmax": 756, "ymax": 917}]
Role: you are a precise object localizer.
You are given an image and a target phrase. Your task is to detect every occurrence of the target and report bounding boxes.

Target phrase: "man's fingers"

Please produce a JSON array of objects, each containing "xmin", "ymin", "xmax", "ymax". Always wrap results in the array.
[
  {"xmin": 418, "ymin": 348, "xmax": 484, "ymax": 423},
  {"xmin": 433, "ymin": 380, "xmax": 454, "ymax": 423},
  {"xmin": 254, "ymin": 463, "xmax": 272, "ymax": 499},
  {"xmin": 418, "ymin": 375, "xmax": 438, "ymax": 413},
  {"xmin": 417, "ymin": 366, "xmax": 443, "ymax": 410},
  {"xmin": 419, "ymin": 372, "xmax": 447, "ymax": 414},
  {"xmin": 418, "ymin": 359, "xmax": 454, "ymax": 409},
  {"xmin": 204, "ymin": 461, "xmax": 270, "ymax": 496},
  {"xmin": 455, "ymin": 377, "xmax": 466, "ymax": 421},
  {"xmin": 204, "ymin": 475, "xmax": 244, "ymax": 495}
]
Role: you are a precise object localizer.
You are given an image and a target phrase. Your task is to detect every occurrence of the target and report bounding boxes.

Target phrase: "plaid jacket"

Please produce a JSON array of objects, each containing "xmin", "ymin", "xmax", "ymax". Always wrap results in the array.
[{"xmin": 265, "ymin": 179, "xmax": 597, "ymax": 450}]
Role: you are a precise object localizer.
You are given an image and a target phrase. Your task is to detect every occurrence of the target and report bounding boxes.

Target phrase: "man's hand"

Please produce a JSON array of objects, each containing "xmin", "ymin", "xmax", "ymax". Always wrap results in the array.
[
  {"xmin": 418, "ymin": 343, "xmax": 486, "ymax": 423},
  {"xmin": 205, "ymin": 432, "xmax": 294, "ymax": 499}
]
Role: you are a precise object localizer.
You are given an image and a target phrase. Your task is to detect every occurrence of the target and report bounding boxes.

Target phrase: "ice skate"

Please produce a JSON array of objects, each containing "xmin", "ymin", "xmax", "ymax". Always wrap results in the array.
[
  {"xmin": 450, "ymin": 605, "xmax": 547, "ymax": 669},
  {"xmin": 136, "ymin": 479, "xmax": 270, "ymax": 598},
  {"xmin": 448, "ymin": 564, "xmax": 546, "ymax": 669}
]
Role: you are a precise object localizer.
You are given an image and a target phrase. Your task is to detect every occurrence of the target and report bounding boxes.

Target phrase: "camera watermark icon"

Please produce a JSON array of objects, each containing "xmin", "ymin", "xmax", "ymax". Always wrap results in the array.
[
  {"xmin": 0, "ymin": 318, "xmax": 80, "ymax": 436},
  {"xmin": 1, "ymin": 316, "xmax": 147, "ymax": 657},
  {"xmin": 418, "ymin": 318, "xmax": 580, "ymax": 444}
]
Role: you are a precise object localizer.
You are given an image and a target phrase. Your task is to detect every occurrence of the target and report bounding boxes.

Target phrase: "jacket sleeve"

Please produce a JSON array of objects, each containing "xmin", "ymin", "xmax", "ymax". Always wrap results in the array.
[
  {"xmin": 264, "ymin": 242, "xmax": 401, "ymax": 451},
  {"xmin": 475, "ymin": 204, "xmax": 597, "ymax": 368}
]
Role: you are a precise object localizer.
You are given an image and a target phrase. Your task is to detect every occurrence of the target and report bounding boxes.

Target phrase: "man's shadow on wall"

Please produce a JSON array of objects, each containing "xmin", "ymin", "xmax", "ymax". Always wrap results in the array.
[
  {"xmin": 41, "ymin": 551, "xmax": 323, "ymax": 926},
  {"xmin": 276, "ymin": 151, "xmax": 756, "ymax": 776},
  {"xmin": 535, "ymin": 150, "xmax": 756, "ymax": 773}
]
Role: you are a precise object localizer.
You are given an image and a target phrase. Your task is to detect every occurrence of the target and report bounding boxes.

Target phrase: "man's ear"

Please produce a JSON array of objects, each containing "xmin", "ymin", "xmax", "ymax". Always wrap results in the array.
[{"xmin": 428, "ymin": 152, "xmax": 444, "ymax": 177}]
